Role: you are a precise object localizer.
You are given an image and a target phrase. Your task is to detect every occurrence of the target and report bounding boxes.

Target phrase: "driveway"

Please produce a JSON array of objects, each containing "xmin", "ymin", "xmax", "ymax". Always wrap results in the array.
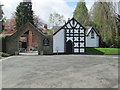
[{"xmin": 1, "ymin": 54, "xmax": 118, "ymax": 88}]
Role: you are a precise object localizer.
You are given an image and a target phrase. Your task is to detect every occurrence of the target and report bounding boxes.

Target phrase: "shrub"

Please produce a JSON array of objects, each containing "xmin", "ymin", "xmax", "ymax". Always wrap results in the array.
[
  {"xmin": 0, "ymin": 52, "xmax": 10, "ymax": 57},
  {"xmin": 0, "ymin": 35, "xmax": 10, "ymax": 53}
]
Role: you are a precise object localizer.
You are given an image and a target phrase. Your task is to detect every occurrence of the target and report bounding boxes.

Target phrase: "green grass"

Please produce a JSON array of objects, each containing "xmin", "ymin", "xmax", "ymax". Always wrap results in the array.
[{"xmin": 86, "ymin": 48, "xmax": 120, "ymax": 55}]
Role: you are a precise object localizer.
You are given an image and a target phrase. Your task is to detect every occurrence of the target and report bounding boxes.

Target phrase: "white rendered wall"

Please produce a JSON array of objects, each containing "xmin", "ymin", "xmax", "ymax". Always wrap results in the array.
[
  {"xmin": 53, "ymin": 29, "xmax": 65, "ymax": 53},
  {"xmin": 86, "ymin": 30, "xmax": 99, "ymax": 47}
]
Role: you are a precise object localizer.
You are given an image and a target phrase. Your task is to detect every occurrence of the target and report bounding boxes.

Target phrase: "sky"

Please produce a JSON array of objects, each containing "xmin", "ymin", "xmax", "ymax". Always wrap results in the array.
[
  {"xmin": 0, "ymin": 0, "xmax": 119, "ymax": 24},
  {"xmin": 0, "ymin": 0, "xmax": 95, "ymax": 23}
]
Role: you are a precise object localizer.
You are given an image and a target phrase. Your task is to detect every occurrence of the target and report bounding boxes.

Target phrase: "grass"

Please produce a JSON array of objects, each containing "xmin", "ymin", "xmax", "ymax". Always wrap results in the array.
[{"xmin": 86, "ymin": 48, "xmax": 120, "ymax": 55}]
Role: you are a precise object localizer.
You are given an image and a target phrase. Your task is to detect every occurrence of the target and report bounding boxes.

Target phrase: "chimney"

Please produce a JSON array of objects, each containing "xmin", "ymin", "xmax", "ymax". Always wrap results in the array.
[
  {"xmin": 23, "ymin": 0, "xmax": 31, "ymax": 2},
  {"xmin": 68, "ymin": 18, "xmax": 70, "ymax": 21},
  {"xmin": 44, "ymin": 24, "xmax": 48, "ymax": 30}
]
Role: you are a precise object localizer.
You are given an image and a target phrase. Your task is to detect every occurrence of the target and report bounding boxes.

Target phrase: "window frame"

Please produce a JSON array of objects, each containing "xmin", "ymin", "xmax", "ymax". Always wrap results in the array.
[
  {"xmin": 43, "ymin": 38, "xmax": 49, "ymax": 46},
  {"xmin": 91, "ymin": 30, "xmax": 95, "ymax": 39}
]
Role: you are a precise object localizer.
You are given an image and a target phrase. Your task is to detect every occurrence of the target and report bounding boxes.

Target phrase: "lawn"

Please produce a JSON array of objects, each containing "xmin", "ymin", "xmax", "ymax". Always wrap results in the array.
[{"xmin": 86, "ymin": 48, "xmax": 120, "ymax": 55}]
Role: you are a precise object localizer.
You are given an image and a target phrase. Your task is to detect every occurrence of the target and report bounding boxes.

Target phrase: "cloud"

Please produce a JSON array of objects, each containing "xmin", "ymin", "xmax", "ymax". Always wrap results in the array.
[
  {"xmin": 32, "ymin": 0, "xmax": 73, "ymax": 23},
  {"xmin": 1, "ymin": 0, "xmax": 73, "ymax": 23},
  {"xmin": 1, "ymin": 0, "xmax": 22, "ymax": 18},
  {"xmin": 1, "ymin": 0, "xmax": 94, "ymax": 23}
]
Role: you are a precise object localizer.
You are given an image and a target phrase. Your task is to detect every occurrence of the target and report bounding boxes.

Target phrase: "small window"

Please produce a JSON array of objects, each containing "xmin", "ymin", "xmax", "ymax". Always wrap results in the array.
[
  {"xmin": 43, "ymin": 38, "xmax": 49, "ymax": 46},
  {"xmin": 91, "ymin": 31, "xmax": 94, "ymax": 39}
]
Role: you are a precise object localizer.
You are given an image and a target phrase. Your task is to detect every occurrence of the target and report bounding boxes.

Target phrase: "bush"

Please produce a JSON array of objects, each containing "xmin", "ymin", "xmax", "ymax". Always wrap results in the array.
[
  {"xmin": 44, "ymin": 29, "xmax": 53, "ymax": 35},
  {"xmin": 0, "ymin": 35, "xmax": 10, "ymax": 53},
  {"xmin": 0, "ymin": 52, "xmax": 10, "ymax": 57}
]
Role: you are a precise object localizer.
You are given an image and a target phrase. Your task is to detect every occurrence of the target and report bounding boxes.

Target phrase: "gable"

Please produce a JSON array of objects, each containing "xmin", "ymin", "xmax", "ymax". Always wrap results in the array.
[
  {"xmin": 86, "ymin": 27, "xmax": 100, "ymax": 37},
  {"xmin": 53, "ymin": 18, "xmax": 86, "ymax": 35},
  {"xmin": 10, "ymin": 22, "xmax": 46, "ymax": 39}
]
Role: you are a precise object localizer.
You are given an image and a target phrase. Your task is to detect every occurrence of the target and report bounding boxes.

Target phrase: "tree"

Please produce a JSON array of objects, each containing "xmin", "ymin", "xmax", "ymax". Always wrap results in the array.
[
  {"xmin": 73, "ymin": 0, "xmax": 88, "ymax": 25},
  {"xmin": 33, "ymin": 15, "xmax": 45, "ymax": 29},
  {"xmin": 0, "ymin": 4, "xmax": 4, "ymax": 33},
  {"xmin": 91, "ymin": 1, "xmax": 118, "ymax": 47},
  {"xmin": 3, "ymin": 13, "xmax": 16, "ymax": 33},
  {"xmin": 49, "ymin": 12, "xmax": 65, "ymax": 27},
  {"xmin": 15, "ymin": 1, "xmax": 34, "ymax": 30}
]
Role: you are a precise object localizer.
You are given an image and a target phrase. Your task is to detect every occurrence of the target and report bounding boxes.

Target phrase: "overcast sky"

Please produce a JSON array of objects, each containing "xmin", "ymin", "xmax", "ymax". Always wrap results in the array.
[{"xmin": 0, "ymin": 0, "xmax": 119, "ymax": 23}]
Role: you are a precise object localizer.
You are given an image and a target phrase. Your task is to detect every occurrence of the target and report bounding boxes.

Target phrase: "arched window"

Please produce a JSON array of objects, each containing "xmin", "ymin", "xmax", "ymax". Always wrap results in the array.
[
  {"xmin": 91, "ymin": 31, "xmax": 94, "ymax": 39},
  {"xmin": 43, "ymin": 38, "xmax": 49, "ymax": 46}
]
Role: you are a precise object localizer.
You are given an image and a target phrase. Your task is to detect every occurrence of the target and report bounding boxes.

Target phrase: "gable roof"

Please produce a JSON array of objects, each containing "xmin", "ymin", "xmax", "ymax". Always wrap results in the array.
[
  {"xmin": 52, "ymin": 26, "xmax": 62, "ymax": 33},
  {"xmin": 10, "ymin": 22, "xmax": 46, "ymax": 39},
  {"xmin": 52, "ymin": 21, "xmax": 100, "ymax": 37},
  {"xmin": 86, "ymin": 27, "xmax": 100, "ymax": 36},
  {"xmin": 53, "ymin": 17, "xmax": 86, "ymax": 35}
]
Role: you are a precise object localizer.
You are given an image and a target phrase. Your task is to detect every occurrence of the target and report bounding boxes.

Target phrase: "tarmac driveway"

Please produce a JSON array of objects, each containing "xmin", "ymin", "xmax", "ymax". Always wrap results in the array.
[{"xmin": 1, "ymin": 54, "xmax": 118, "ymax": 88}]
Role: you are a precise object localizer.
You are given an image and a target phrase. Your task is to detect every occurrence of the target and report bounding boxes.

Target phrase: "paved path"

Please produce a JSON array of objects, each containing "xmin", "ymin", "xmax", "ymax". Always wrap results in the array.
[{"xmin": 1, "ymin": 54, "xmax": 118, "ymax": 88}]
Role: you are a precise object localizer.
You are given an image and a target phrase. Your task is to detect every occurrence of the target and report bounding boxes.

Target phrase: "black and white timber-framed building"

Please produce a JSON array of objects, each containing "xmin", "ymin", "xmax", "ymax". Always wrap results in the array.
[{"xmin": 53, "ymin": 18, "xmax": 86, "ymax": 54}]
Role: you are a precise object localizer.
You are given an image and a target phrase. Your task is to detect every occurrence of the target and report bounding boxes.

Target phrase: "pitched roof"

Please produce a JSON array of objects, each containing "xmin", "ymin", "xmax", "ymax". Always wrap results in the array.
[
  {"xmin": 53, "ymin": 17, "xmax": 86, "ymax": 35},
  {"xmin": 85, "ymin": 26, "xmax": 100, "ymax": 36},
  {"xmin": 52, "ymin": 26, "xmax": 62, "ymax": 33},
  {"xmin": 53, "ymin": 25, "xmax": 99, "ymax": 36}
]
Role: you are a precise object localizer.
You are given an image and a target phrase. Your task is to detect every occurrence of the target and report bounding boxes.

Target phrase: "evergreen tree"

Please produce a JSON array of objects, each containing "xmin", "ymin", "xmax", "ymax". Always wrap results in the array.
[
  {"xmin": 15, "ymin": 1, "xmax": 34, "ymax": 30},
  {"xmin": 73, "ymin": 0, "xmax": 88, "ymax": 25}
]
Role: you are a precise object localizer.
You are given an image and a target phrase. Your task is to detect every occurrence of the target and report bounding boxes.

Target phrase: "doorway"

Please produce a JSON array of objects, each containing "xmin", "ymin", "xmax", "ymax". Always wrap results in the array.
[{"xmin": 66, "ymin": 40, "xmax": 73, "ymax": 54}]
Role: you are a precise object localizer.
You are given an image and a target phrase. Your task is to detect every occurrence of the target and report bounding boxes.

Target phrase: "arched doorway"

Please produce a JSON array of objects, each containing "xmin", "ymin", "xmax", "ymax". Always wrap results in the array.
[{"xmin": 66, "ymin": 40, "xmax": 73, "ymax": 54}]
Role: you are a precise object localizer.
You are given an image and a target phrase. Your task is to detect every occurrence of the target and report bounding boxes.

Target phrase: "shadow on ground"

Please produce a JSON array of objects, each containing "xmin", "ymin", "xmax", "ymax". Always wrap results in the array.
[{"xmin": 86, "ymin": 48, "xmax": 104, "ymax": 55}]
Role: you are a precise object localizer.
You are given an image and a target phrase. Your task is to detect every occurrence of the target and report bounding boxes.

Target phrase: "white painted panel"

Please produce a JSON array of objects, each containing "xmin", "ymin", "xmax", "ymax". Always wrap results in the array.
[
  {"xmin": 80, "ymin": 49, "xmax": 85, "ymax": 53},
  {"xmin": 74, "ymin": 37, "xmax": 79, "ymax": 41},
  {"xmin": 80, "ymin": 37, "xmax": 84, "ymax": 41},
  {"xmin": 66, "ymin": 37, "xmax": 73, "ymax": 42},
  {"xmin": 86, "ymin": 30, "xmax": 99, "ymax": 47},
  {"xmin": 74, "ymin": 29, "xmax": 78, "ymax": 33},
  {"xmin": 70, "ymin": 21, "xmax": 73, "ymax": 27},
  {"xmin": 80, "ymin": 29, "xmax": 84, "ymax": 33},
  {"xmin": 67, "ymin": 23, "xmax": 71, "ymax": 28},
  {"xmin": 66, "ymin": 34, "xmax": 69, "ymax": 36},
  {"xmin": 70, "ymin": 29, "xmax": 73, "ymax": 33},
  {"xmin": 76, "ymin": 24, "xmax": 80, "ymax": 28},
  {"xmin": 74, "ymin": 34, "xmax": 79, "ymax": 36},
  {"xmin": 74, "ymin": 21, "xmax": 77, "ymax": 27},
  {"xmin": 80, "ymin": 43, "xmax": 84, "ymax": 47},
  {"xmin": 80, "ymin": 27, "xmax": 83, "ymax": 29},
  {"xmin": 67, "ymin": 29, "xmax": 69, "ymax": 33},
  {"xmin": 70, "ymin": 34, "xmax": 73, "ymax": 36},
  {"xmin": 80, "ymin": 34, "xmax": 84, "ymax": 36},
  {"xmin": 53, "ymin": 29, "xmax": 65, "ymax": 53},
  {"xmin": 74, "ymin": 43, "xmax": 79, "ymax": 47},
  {"xmin": 74, "ymin": 48, "xmax": 79, "ymax": 53}
]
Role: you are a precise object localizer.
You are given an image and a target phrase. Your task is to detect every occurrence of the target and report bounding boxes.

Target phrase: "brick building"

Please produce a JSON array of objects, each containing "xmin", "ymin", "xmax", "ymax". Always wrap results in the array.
[{"xmin": 2, "ymin": 19, "xmax": 47, "ymax": 51}]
